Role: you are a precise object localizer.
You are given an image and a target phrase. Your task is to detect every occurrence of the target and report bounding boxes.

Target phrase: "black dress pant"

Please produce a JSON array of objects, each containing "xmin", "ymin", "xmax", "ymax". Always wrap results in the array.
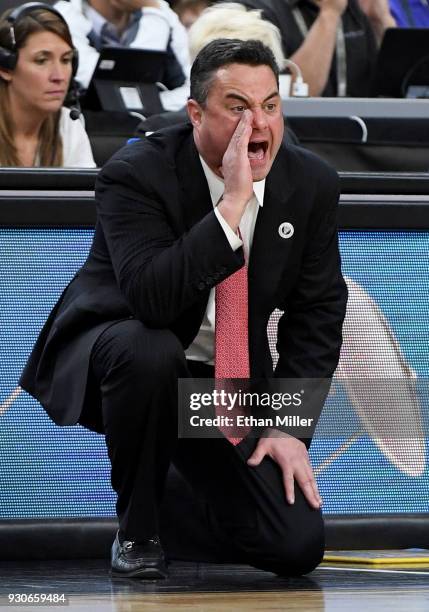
[{"xmin": 88, "ymin": 319, "xmax": 324, "ymax": 576}]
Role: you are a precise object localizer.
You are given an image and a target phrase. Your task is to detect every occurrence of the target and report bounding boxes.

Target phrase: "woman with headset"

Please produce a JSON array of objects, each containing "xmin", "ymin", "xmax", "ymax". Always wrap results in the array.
[{"xmin": 0, "ymin": 3, "xmax": 95, "ymax": 167}]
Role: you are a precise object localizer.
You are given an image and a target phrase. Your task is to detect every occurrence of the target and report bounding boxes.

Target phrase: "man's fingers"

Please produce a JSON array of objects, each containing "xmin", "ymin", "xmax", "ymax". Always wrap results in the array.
[
  {"xmin": 220, "ymin": 108, "xmax": 254, "ymax": 205},
  {"xmin": 302, "ymin": 453, "xmax": 322, "ymax": 505},
  {"xmin": 251, "ymin": 436, "xmax": 323, "ymax": 509},
  {"xmin": 296, "ymin": 466, "xmax": 322, "ymax": 509},
  {"xmin": 283, "ymin": 471, "xmax": 295, "ymax": 505},
  {"xmin": 236, "ymin": 108, "xmax": 253, "ymax": 132},
  {"xmin": 247, "ymin": 445, "xmax": 266, "ymax": 467},
  {"xmin": 302, "ymin": 479, "xmax": 321, "ymax": 509},
  {"xmin": 282, "ymin": 464, "xmax": 321, "ymax": 507},
  {"xmin": 229, "ymin": 110, "xmax": 252, "ymax": 149},
  {"xmin": 305, "ymin": 459, "xmax": 323, "ymax": 506},
  {"xmin": 313, "ymin": 476, "xmax": 323, "ymax": 506}
]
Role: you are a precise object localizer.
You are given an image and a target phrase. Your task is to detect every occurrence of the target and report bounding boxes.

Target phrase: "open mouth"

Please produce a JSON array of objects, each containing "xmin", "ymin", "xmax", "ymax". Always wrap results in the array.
[{"xmin": 247, "ymin": 141, "xmax": 268, "ymax": 161}]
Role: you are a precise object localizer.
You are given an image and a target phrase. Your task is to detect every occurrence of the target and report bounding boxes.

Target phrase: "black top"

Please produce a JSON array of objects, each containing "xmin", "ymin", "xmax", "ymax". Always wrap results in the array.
[{"xmin": 235, "ymin": 0, "xmax": 378, "ymax": 97}]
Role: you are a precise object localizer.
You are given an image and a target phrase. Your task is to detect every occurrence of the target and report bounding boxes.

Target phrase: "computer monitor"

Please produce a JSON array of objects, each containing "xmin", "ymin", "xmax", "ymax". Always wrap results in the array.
[
  {"xmin": 82, "ymin": 47, "xmax": 167, "ymax": 115},
  {"xmin": 371, "ymin": 28, "xmax": 429, "ymax": 98}
]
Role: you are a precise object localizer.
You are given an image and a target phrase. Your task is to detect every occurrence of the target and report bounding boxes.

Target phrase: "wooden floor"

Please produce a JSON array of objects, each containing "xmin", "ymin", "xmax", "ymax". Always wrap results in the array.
[{"xmin": 1, "ymin": 558, "xmax": 429, "ymax": 611}]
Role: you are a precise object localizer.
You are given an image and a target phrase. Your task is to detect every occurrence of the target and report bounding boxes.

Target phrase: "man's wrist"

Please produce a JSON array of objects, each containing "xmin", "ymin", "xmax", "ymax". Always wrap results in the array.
[
  {"xmin": 217, "ymin": 196, "xmax": 248, "ymax": 232},
  {"xmin": 318, "ymin": 7, "xmax": 343, "ymax": 24},
  {"xmin": 220, "ymin": 194, "xmax": 249, "ymax": 210}
]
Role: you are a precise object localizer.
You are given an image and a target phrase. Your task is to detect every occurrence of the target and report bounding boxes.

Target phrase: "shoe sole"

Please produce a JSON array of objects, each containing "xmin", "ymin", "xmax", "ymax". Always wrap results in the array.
[{"xmin": 111, "ymin": 566, "xmax": 168, "ymax": 580}]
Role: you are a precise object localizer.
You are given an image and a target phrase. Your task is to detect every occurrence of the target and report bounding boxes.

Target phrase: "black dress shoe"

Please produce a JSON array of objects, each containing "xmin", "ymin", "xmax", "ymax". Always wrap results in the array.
[{"xmin": 111, "ymin": 531, "xmax": 168, "ymax": 579}]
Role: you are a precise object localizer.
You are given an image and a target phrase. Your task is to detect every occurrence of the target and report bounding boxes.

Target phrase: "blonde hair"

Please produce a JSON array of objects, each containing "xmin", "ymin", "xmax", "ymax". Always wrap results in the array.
[
  {"xmin": 188, "ymin": 3, "xmax": 286, "ymax": 71},
  {"xmin": 0, "ymin": 8, "xmax": 73, "ymax": 167}
]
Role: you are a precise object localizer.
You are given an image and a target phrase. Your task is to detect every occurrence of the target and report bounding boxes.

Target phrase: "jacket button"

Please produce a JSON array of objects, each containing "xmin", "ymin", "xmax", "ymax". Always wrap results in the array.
[{"xmin": 198, "ymin": 281, "xmax": 206, "ymax": 290}]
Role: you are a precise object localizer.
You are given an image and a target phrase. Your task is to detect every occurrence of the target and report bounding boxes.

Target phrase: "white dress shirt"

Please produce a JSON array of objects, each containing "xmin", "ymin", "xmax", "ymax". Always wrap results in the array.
[{"xmin": 185, "ymin": 157, "xmax": 266, "ymax": 365}]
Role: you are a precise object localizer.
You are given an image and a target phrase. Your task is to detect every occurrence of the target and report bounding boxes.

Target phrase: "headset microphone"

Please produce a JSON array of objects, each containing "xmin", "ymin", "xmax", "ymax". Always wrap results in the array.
[
  {"xmin": 69, "ymin": 107, "xmax": 81, "ymax": 121},
  {"xmin": 65, "ymin": 78, "xmax": 82, "ymax": 121}
]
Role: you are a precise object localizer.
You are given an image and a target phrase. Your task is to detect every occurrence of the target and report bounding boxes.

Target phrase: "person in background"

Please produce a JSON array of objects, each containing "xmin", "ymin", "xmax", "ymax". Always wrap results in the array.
[
  {"xmin": 0, "ymin": 4, "xmax": 95, "ymax": 167},
  {"xmin": 54, "ymin": 0, "xmax": 191, "ymax": 110},
  {"xmin": 188, "ymin": 2, "xmax": 285, "ymax": 69},
  {"xmin": 388, "ymin": 0, "xmax": 429, "ymax": 27},
  {"xmin": 231, "ymin": 0, "xmax": 397, "ymax": 96},
  {"xmin": 172, "ymin": 0, "xmax": 212, "ymax": 29}
]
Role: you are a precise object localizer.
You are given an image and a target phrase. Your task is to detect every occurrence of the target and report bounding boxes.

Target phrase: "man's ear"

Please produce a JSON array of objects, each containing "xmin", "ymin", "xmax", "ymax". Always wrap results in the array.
[
  {"xmin": 187, "ymin": 98, "xmax": 203, "ymax": 127},
  {"xmin": 0, "ymin": 68, "xmax": 12, "ymax": 83}
]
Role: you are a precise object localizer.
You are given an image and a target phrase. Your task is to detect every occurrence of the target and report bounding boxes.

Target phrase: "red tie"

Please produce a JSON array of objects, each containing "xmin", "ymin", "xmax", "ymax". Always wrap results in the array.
[{"xmin": 215, "ymin": 235, "xmax": 250, "ymax": 444}]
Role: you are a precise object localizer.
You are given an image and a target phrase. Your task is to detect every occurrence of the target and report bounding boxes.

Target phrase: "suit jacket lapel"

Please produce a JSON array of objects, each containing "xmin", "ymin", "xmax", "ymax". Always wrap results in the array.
[
  {"xmin": 176, "ymin": 129, "xmax": 213, "ymax": 230},
  {"xmin": 248, "ymin": 146, "xmax": 296, "ymax": 294}
]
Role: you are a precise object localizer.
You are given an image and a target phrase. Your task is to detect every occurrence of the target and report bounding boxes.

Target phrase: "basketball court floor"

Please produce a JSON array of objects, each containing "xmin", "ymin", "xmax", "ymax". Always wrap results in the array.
[{"xmin": 1, "ymin": 556, "xmax": 428, "ymax": 611}]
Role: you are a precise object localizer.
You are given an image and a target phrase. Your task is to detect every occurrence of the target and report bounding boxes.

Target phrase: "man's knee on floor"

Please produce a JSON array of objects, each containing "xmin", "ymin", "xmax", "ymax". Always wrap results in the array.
[
  {"xmin": 271, "ymin": 527, "xmax": 324, "ymax": 576},
  {"xmin": 243, "ymin": 517, "xmax": 325, "ymax": 576}
]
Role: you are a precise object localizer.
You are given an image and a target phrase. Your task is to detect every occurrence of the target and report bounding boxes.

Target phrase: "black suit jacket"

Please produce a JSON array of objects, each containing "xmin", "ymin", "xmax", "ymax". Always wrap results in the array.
[{"xmin": 20, "ymin": 123, "xmax": 347, "ymax": 427}]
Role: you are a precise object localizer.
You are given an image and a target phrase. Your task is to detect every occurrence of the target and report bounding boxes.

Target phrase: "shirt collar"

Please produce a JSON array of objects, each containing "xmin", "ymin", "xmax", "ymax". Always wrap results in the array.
[
  {"xmin": 84, "ymin": 1, "xmax": 107, "ymax": 36},
  {"xmin": 199, "ymin": 155, "xmax": 265, "ymax": 208},
  {"xmin": 84, "ymin": 1, "xmax": 141, "ymax": 37}
]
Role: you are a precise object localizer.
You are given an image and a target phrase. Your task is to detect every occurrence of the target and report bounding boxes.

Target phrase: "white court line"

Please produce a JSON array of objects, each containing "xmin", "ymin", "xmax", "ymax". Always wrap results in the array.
[
  {"xmin": 0, "ymin": 386, "xmax": 22, "ymax": 416},
  {"xmin": 320, "ymin": 566, "xmax": 429, "ymax": 576}
]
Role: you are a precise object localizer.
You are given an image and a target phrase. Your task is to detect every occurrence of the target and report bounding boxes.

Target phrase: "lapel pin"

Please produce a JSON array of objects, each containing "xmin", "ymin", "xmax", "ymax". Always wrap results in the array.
[{"xmin": 278, "ymin": 222, "xmax": 294, "ymax": 239}]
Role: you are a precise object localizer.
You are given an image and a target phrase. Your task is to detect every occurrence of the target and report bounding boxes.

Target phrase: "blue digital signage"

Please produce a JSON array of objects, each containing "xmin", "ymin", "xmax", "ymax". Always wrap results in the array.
[{"xmin": 1, "ymin": 229, "xmax": 428, "ymax": 518}]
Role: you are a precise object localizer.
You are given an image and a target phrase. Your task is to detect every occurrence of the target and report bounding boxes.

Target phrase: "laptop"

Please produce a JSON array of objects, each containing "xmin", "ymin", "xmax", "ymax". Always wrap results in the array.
[
  {"xmin": 371, "ymin": 28, "xmax": 429, "ymax": 98},
  {"xmin": 82, "ymin": 47, "xmax": 167, "ymax": 115}
]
